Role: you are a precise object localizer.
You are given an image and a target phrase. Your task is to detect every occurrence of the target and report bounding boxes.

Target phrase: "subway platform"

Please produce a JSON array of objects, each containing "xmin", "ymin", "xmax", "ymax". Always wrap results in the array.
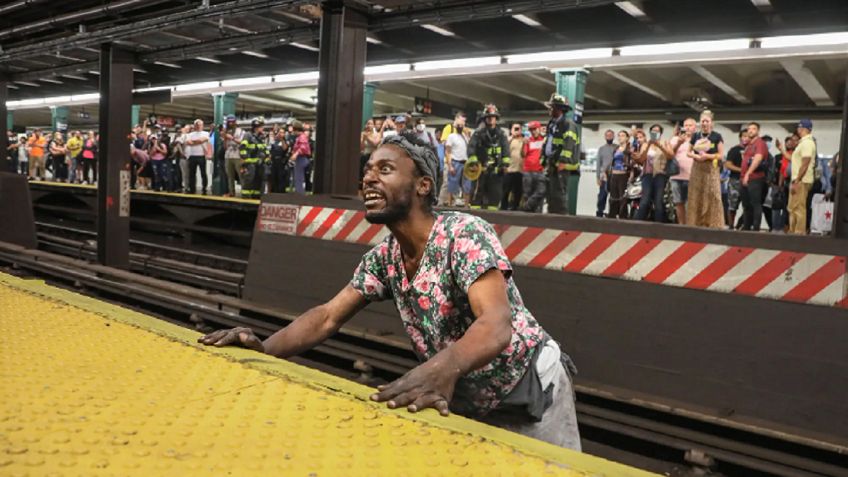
[{"xmin": 0, "ymin": 272, "xmax": 654, "ymax": 477}]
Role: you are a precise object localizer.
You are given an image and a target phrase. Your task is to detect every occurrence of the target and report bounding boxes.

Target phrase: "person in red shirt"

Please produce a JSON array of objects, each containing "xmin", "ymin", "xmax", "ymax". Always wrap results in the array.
[
  {"xmin": 521, "ymin": 121, "xmax": 546, "ymax": 212},
  {"xmin": 740, "ymin": 122, "xmax": 768, "ymax": 231}
]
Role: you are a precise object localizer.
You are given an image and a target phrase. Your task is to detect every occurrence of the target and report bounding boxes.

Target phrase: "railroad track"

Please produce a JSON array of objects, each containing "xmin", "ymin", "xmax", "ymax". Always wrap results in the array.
[{"xmin": 5, "ymin": 235, "xmax": 847, "ymax": 477}]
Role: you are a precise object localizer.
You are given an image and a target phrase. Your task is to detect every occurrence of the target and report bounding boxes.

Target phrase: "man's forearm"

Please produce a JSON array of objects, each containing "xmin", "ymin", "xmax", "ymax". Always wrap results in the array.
[
  {"xmin": 261, "ymin": 304, "xmax": 340, "ymax": 358},
  {"xmin": 434, "ymin": 310, "xmax": 511, "ymax": 378}
]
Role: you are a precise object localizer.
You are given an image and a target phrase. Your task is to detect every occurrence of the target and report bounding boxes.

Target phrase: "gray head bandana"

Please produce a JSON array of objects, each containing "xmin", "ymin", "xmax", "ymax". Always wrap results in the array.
[{"xmin": 380, "ymin": 134, "xmax": 440, "ymax": 203}]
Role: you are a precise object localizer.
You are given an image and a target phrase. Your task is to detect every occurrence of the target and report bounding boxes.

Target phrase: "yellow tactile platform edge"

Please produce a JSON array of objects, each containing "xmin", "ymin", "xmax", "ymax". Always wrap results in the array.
[{"xmin": 0, "ymin": 272, "xmax": 656, "ymax": 477}]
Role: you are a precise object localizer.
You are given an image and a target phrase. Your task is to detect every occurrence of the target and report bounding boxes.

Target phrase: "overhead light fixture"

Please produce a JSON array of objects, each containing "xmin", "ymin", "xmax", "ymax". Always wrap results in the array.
[
  {"xmin": 221, "ymin": 76, "xmax": 272, "ymax": 87},
  {"xmin": 18, "ymin": 98, "xmax": 46, "ymax": 106},
  {"xmin": 39, "ymin": 78, "xmax": 63, "ymax": 84},
  {"xmin": 196, "ymin": 56, "xmax": 222, "ymax": 64},
  {"xmin": 134, "ymin": 86, "xmax": 173, "ymax": 93},
  {"xmin": 44, "ymin": 96, "xmax": 72, "ymax": 104},
  {"xmin": 154, "ymin": 61, "xmax": 182, "ymax": 69},
  {"xmin": 420, "ymin": 24, "xmax": 456, "ymax": 37},
  {"xmin": 289, "ymin": 42, "xmax": 320, "ymax": 52},
  {"xmin": 15, "ymin": 81, "xmax": 40, "ymax": 87},
  {"xmin": 71, "ymin": 93, "xmax": 100, "ymax": 102},
  {"xmin": 615, "ymin": 1, "xmax": 647, "ymax": 18},
  {"xmin": 414, "ymin": 56, "xmax": 501, "ymax": 71},
  {"xmin": 273, "ymin": 71, "xmax": 319, "ymax": 83},
  {"xmin": 175, "ymin": 81, "xmax": 220, "ymax": 92},
  {"xmin": 7, "ymin": 84, "xmax": 19, "ymax": 89},
  {"xmin": 88, "ymin": 70, "xmax": 100, "ymax": 75},
  {"xmin": 61, "ymin": 74, "xmax": 88, "ymax": 80},
  {"xmin": 366, "ymin": 36, "xmax": 383, "ymax": 45},
  {"xmin": 505, "ymin": 48, "xmax": 613, "ymax": 64},
  {"xmin": 364, "ymin": 63, "xmax": 411, "ymax": 75},
  {"xmin": 133, "ymin": 68, "xmax": 147, "ymax": 74},
  {"xmin": 242, "ymin": 50, "xmax": 270, "ymax": 59},
  {"xmin": 619, "ymin": 39, "xmax": 750, "ymax": 56},
  {"xmin": 759, "ymin": 32, "xmax": 848, "ymax": 49},
  {"xmin": 750, "ymin": 0, "xmax": 771, "ymax": 8},
  {"xmin": 512, "ymin": 14, "xmax": 542, "ymax": 27}
]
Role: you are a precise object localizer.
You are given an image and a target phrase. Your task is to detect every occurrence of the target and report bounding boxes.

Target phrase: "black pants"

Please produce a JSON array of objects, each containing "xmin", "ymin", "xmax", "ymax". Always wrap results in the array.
[
  {"xmin": 608, "ymin": 173, "xmax": 629, "ymax": 219},
  {"xmin": 500, "ymin": 172, "xmax": 523, "ymax": 210},
  {"xmin": 269, "ymin": 157, "xmax": 290, "ymax": 193},
  {"xmin": 546, "ymin": 169, "xmax": 570, "ymax": 215},
  {"xmin": 741, "ymin": 177, "xmax": 766, "ymax": 231},
  {"xmin": 188, "ymin": 155, "xmax": 208, "ymax": 194},
  {"xmin": 82, "ymin": 158, "xmax": 97, "ymax": 183},
  {"xmin": 471, "ymin": 167, "xmax": 503, "ymax": 208},
  {"xmin": 522, "ymin": 172, "xmax": 546, "ymax": 212}
]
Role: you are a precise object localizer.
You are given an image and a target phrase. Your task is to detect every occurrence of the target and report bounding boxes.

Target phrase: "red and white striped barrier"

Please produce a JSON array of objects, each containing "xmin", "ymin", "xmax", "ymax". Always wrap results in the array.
[{"xmin": 272, "ymin": 205, "xmax": 848, "ymax": 309}]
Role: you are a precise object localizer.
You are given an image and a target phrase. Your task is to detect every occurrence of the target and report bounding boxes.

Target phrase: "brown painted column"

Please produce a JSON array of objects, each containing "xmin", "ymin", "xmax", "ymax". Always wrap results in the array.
[
  {"xmin": 96, "ymin": 44, "xmax": 134, "ymax": 268},
  {"xmin": 313, "ymin": 0, "xmax": 367, "ymax": 196},
  {"xmin": 833, "ymin": 72, "xmax": 848, "ymax": 239},
  {"xmin": 0, "ymin": 75, "xmax": 9, "ymax": 173}
]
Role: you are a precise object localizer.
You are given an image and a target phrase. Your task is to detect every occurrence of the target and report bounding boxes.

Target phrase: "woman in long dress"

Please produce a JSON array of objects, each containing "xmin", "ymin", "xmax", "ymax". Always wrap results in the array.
[{"xmin": 685, "ymin": 110, "xmax": 725, "ymax": 228}]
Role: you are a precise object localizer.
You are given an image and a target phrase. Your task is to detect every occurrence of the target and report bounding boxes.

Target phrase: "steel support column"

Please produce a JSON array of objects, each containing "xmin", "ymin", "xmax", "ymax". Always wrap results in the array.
[
  {"xmin": 314, "ymin": 0, "xmax": 366, "ymax": 196},
  {"xmin": 97, "ymin": 44, "xmax": 134, "ymax": 268},
  {"xmin": 834, "ymin": 72, "xmax": 848, "ymax": 239},
  {"xmin": 213, "ymin": 92, "xmax": 238, "ymax": 125},
  {"xmin": 50, "ymin": 106, "xmax": 70, "ymax": 133},
  {"xmin": 552, "ymin": 68, "xmax": 589, "ymax": 215},
  {"xmin": 0, "ymin": 78, "xmax": 9, "ymax": 173},
  {"xmin": 131, "ymin": 104, "xmax": 140, "ymax": 128}
]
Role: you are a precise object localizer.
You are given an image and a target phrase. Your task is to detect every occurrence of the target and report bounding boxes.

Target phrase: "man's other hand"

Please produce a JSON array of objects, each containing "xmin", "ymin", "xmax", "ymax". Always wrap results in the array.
[
  {"xmin": 198, "ymin": 327, "xmax": 264, "ymax": 352},
  {"xmin": 370, "ymin": 357, "xmax": 459, "ymax": 416}
]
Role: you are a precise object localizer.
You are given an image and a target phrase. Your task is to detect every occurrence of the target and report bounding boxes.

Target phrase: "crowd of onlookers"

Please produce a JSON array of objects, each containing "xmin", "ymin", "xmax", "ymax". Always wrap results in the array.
[{"xmin": 6, "ymin": 109, "xmax": 841, "ymax": 235}]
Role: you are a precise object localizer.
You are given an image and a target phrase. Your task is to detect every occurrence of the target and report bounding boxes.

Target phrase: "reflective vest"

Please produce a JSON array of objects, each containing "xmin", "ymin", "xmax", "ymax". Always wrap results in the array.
[
  {"xmin": 467, "ymin": 126, "xmax": 510, "ymax": 168},
  {"xmin": 239, "ymin": 132, "xmax": 268, "ymax": 164},
  {"xmin": 543, "ymin": 115, "xmax": 580, "ymax": 172}
]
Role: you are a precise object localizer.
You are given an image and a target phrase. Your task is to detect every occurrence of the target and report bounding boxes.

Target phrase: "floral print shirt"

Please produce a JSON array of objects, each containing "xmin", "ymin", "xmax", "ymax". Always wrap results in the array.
[{"xmin": 350, "ymin": 212, "xmax": 545, "ymax": 417}]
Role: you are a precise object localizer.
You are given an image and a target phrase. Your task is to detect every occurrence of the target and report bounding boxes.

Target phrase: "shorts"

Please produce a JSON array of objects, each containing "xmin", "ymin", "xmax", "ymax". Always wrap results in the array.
[
  {"xmin": 728, "ymin": 177, "xmax": 742, "ymax": 211},
  {"xmin": 447, "ymin": 160, "xmax": 472, "ymax": 195},
  {"xmin": 671, "ymin": 179, "xmax": 688, "ymax": 205}
]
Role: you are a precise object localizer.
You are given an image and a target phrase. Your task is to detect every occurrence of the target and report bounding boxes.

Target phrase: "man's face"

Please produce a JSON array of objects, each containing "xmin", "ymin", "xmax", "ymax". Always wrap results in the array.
[
  {"xmin": 684, "ymin": 119, "xmax": 697, "ymax": 135},
  {"xmin": 747, "ymin": 124, "xmax": 759, "ymax": 140},
  {"xmin": 455, "ymin": 115, "xmax": 466, "ymax": 128},
  {"xmin": 362, "ymin": 145, "xmax": 421, "ymax": 224},
  {"xmin": 604, "ymin": 130, "xmax": 614, "ymax": 142},
  {"xmin": 485, "ymin": 116, "xmax": 497, "ymax": 128},
  {"xmin": 530, "ymin": 127, "xmax": 540, "ymax": 137},
  {"xmin": 741, "ymin": 134, "xmax": 750, "ymax": 146},
  {"xmin": 511, "ymin": 124, "xmax": 522, "ymax": 137},
  {"xmin": 374, "ymin": 119, "xmax": 384, "ymax": 130},
  {"xmin": 787, "ymin": 135, "xmax": 799, "ymax": 149},
  {"xmin": 194, "ymin": 121, "xmax": 203, "ymax": 131}
]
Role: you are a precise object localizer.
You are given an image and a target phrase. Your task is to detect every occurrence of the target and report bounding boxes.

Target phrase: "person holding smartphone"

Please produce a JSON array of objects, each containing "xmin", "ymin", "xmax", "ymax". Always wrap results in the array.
[{"xmin": 632, "ymin": 125, "xmax": 675, "ymax": 222}]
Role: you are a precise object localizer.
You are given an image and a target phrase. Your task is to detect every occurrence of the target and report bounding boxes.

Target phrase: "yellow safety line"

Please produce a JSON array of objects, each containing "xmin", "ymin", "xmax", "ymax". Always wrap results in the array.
[{"xmin": 0, "ymin": 272, "xmax": 656, "ymax": 476}]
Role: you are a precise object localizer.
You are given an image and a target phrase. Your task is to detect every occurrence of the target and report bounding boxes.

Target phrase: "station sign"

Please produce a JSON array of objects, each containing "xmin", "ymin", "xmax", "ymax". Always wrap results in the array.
[
  {"xmin": 414, "ymin": 97, "xmax": 463, "ymax": 119},
  {"xmin": 256, "ymin": 203, "xmax": 299, "ymax": 235}
]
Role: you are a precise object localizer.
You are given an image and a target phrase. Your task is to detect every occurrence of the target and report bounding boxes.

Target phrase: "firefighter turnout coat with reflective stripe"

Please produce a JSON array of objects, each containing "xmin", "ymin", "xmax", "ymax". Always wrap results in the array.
[
  {"xmin": 467, "ymin": 126, "xmax": 511, "ymax": 168},
  {"xmin": 543, "ymin": 114, "xmax": 580, "ymax": 172},
  {"xmin": 239, "ymin": 131, "xmax": 268, "ymax": 198}
]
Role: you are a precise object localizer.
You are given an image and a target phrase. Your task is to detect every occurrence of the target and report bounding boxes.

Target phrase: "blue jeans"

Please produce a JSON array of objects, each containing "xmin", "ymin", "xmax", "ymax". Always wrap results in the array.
[
  {"xmin": 635, "ymin": 173, "xmax": 668, "ymax": 222},
  {"xmin": 596, "ymin": 179, "xmax": 608, "ymax": 217},
  {"xmin": 151, "ymin": 159, "xmax": 171, "ymax": 191},
  {"xmin": 293, "ymin": 155, "xmax": 310, "ymax": 194}
]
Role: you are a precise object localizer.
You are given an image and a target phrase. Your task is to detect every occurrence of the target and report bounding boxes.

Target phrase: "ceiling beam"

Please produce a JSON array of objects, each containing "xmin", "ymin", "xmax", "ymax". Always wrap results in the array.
[
  {"xmin": 690, "ymin": 65, "xmax": 752, "ymax": 104},
  {"xmin": 780, "ymin": 59, "xmax": 835, "ymax": 106},
  {"xmin": 461, "ymin": 78, "xmax": 545, "ymax": 106},
  {"xmin": 604, "ymin": 70, "xmax": 671, "ymax": 103}
]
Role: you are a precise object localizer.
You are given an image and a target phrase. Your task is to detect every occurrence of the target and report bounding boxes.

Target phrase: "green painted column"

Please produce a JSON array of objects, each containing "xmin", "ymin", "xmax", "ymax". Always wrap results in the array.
[
  {"xmin": 131, "ymin": 104, "xmax": 141, "ymax": 128},
  {"xmin": 6, "ymin": 111, "xmax": 12, "ymax": 131},
  {"xmin": 50, "ymin": 106, "xmax": 70, "ymax": 132},
  {"xmin": 554, "ymin": 68, "xmax": 589, "ymax": 215},
  {"xmin": 362, "ymin": 83, "xmax": 376, "ymax": 128},
  {"xmin": 213, "ymin": 92, "xmax": 238, "ymax": 125}
]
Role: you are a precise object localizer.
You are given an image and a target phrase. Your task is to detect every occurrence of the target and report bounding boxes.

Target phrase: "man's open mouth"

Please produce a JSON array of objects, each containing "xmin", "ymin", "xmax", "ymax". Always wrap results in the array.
[{"xmin": 363, "ymin": 190, "xmax": 386, "ymax": 208}]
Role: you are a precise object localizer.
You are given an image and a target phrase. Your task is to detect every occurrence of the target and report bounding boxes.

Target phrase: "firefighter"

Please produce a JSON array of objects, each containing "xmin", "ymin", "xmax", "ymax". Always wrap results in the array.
[
  {"xmin": 467, "ymin": 104, "xmax": 510, "ymax": 208},
  {"xmin": 542, "ymin": 94, "xmax": 580, "ymax": 215},
  {"xmin": 239, "ymin": 117, "xmax": 268, "ymax": 199}
]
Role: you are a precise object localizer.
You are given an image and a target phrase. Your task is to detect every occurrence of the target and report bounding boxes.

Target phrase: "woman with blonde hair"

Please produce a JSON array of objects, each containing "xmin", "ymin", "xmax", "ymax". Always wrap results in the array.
[{"xmin": 686, "ymin": 110, "xmax": 725, "ymax": 228}]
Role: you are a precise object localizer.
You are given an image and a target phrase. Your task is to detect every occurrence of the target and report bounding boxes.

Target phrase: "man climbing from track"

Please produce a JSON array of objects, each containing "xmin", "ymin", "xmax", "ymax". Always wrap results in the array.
[{"xmin": 199, "ymin": 132, "xmax": 581, "ymax": 450}]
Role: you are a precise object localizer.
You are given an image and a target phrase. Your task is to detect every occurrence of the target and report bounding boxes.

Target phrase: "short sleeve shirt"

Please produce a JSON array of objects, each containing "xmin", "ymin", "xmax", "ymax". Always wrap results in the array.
[
  {"xmin": 350, "ymin": 212, "xmax": 545, "ymax": 417},
  {"xmin": 185, "ymin": 131, "xmax": 209, "ymax": 157},
  {"xmin": 791, "ymin": 135, "xmax": 816, "ymax": 184},
  {"xmin": 690, "ymin": 131, "xmax": 723, "ymax": 155},
  {"xmin": 742, "ymin": 137, "xmax": 768, "ymax": 180},
  {"xmin": 445, "ymin": 133, "xmax": 468, "ymax": 162}
]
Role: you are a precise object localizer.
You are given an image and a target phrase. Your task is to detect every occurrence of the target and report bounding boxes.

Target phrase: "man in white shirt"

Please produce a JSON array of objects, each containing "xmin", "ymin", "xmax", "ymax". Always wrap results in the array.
[
  {"xmin": 185, "ymin": 119, "xmax": 210, "ymax": 194},
  {"xmin": 444, "ymin": 126, "xmax": 471, "ymax": 206}
]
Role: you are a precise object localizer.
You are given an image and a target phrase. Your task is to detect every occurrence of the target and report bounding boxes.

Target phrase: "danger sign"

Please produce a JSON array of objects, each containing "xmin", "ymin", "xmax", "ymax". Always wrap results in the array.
[{"xmin": 256, "ymin": 203, "xmax": 299, "ymax": 235}]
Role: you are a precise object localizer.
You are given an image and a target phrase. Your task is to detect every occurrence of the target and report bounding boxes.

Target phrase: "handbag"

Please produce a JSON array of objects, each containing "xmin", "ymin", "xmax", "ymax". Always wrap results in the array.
[{"xmin": 665, "ymin": 157, "xmax": 680, "ymax": 176}]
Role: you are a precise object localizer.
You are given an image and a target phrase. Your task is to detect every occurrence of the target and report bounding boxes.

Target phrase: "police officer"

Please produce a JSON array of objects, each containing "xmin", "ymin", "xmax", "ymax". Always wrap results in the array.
[
  {"xmin": 239, "ymin": 117, "xmax": 268, "ymax": 199},
  {"xmin": 467, "ymin": 104, "xmax": 510, "ymax": 208},
  {"xmin": 542, "ymin": 94, "xmax": 580, "ymax": 214}
]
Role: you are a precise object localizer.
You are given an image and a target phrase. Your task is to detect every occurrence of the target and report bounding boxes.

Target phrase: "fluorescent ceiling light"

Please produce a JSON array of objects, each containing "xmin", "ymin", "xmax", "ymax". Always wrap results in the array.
[
  {"xmin": 760, "ymin": 32, "xmax": 848, "ymax": 49},
  {"xmin": 615, "ymin": 1, "xmax": 647, "ymax": 18},
  {"xmin": 61, "ymin": 74, "xmax": 88, "ymax": 80},
  {"xmin": 88, "ymin": 70, "xmax": 100, "ymax": 75},
  {"xmin": 364, "ymin": 63, "xmax": 411, "ymax": 75},
  {"xmin": 18, "ymin": 98, "xmax": 45, "ymax": 106},
  {"xmin": 7, "ymin": 84, "xmax": 19, "ymax": 89},
  {"xmin": 366, "ymin": 36, "xmax": 383, "ymax": 45},
  {"xmin": 750, "ymin": 0, "xmax": 771, "ymax": 7},
  {"xmin": 196, "ymin": 56, "xmax": 222, "ymax": 64},
  {"xmin": 134, "ymin": 86, "xmax": 173, "ymax": 93},
  {"xmin": 273, "ymin": 71, "xmax": 319, "ymax": 83},
  {"xmin": 506, "ymin": 48, "xmax": 613, "ymax": 64},
  {"xmin": 71, "ymin": 93, "xmax": 100, "ymax": 101},
  {"xmin": 414, "ymin": 56, "xmax": 501, "ymax": 71},
  {"xmin": 175, "ymin": 81, "xmax": 220, "ymax": 92},
  {"xmin": 221, "ymin": 76, "xmax": 272, "ymax": 87},
  {"xmin": 44, "ymin": 96, "xmax": 72, "ymax": 104},
  {"xmin": 420, "ymin": 24, "xmax": 455, "ymax": 37},
  {"xmin": 15, "ymin": 81, "xmax": 40, "ymax": 87},
  {"xmin": 39, "ymin": 78, "xmax": 63, "ymax": 84},
  {"xmin": 619, "ymin": 39, "xmax": 750, "ymax": 56},
  {"xmin": 154, "ymin": 61, "xmax": 182, "ymax": 69},
  {"xmin": 512, "ymin": 14, "xmax": 542, "ymax": 27},
  {"xmin": 242, "ymin": 50, "xmax": 270, "ymax": 59},
  {"xmin": 289, "ymin": 42, "xmax": 320, "ymax": 52},
  {"xmin": 133, "ymin": 68, "xmax": 147, "ymax": 73}
]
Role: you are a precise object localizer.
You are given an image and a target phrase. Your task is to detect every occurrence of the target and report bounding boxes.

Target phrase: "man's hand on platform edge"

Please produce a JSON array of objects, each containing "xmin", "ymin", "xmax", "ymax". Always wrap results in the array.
[
  {"xmin": 198, "ymin": 327, "xmax": 265, "ymax": 353},
  {"xmin": 370, "ymin": 354, "xmax": 460, "ymax": 417}
]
